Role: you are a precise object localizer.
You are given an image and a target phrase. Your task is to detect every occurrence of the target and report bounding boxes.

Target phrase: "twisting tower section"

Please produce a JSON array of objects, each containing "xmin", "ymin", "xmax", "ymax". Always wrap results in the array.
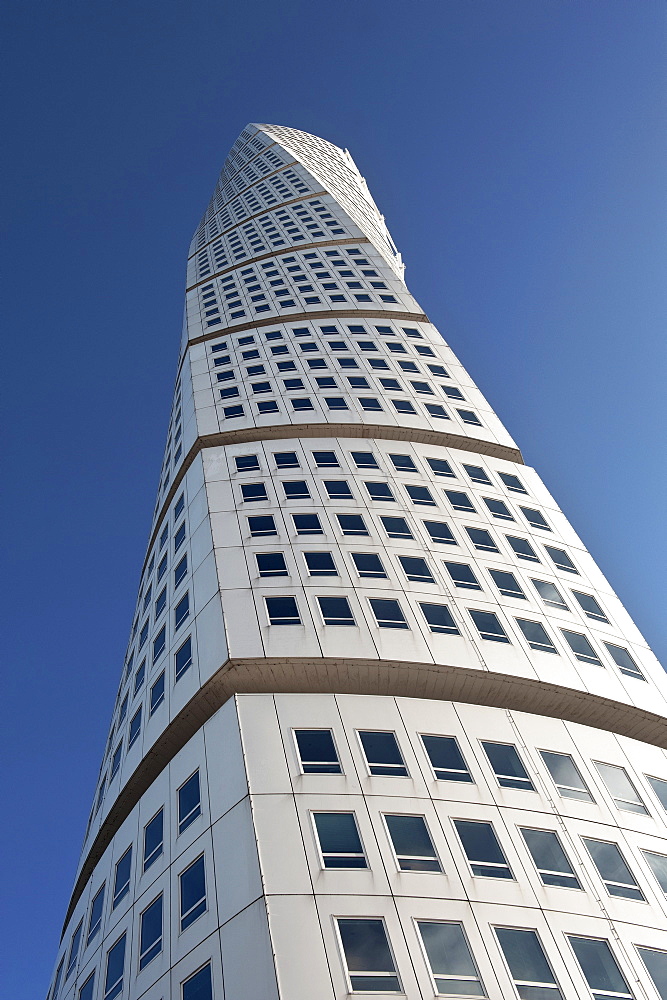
[{"xmin": 49, "ymin": 125, "xmax": 667, "ymax": 1000}]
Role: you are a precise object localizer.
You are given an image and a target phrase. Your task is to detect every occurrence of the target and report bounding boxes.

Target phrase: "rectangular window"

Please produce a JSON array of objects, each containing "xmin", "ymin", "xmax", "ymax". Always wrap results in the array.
[
  {"xmin": 369, "ymin": 598, "xmax": 409, "ymax": 630},
  {"xmin": 337, "ymin": 513, "xmax": 368, "ymax": 535},
  {"xmin": 283, "ymin": 480, "xmax": 310, "ymax": 500},
  {"xmin": 182, "ymin": 965, "xmax": 212, "ymax": 1000},
  {"xmin": 352, "ymin": 552, "xmax": 386, "ymax": 578},
  {"xmin": 317, "ymin": 596, "xmax": 355, "ymax": 626},
  {"xmin": 568, "ymin": 936, "xmax": 633, "ymax": 1000},
  {"xmin": 150, "ymin": 671, "xmax": 165, "ymax": 713},
  {"xmin": 381, "ymin": 515, "xmax": 414, "ymax": 539},
  {"xmin": 365, "ymin": 481, "xmax": 395, "ymax": 502},
  {"xmin": 265, "ymin": 595, "xmax": 301, "ymax": 625},
  {"xmin": 293, "ymin": 513, "xmax": 323, "ymax": 535},
  {"xmin": 507, "ymin": 535, "xmax": 540, "ymax": 562},
  {"xmin": 560, "ymin": 629, "xmax": 602, "ymax": 664},
  {"xmin": 582, "ymin": 838, "xmax": 644, "ymax": 900},
  {"xmin": 540, "ymin": 750, "xmax": 594, "ymax": 802},
  {"xmin": 646, "ymin": 775, "xmax": 667, "ymax": 812},
  {"xmin": 445, "ymin": 490, "xmax": 476, "ymax": 512},
  {"xmin": 463, "ymin": 463, "xmax": 491, "ymax": 483},
  {"xmin": 595, "ymin": 761, "xmax": 648, "ymax": 814},
  {"xmin": 256, "ymin": 552, "xmax": 288, "ymax": 577},
  {"xmin": 104, "ymin": 933, "xmax": 126, "ymax": 1000},
  {"xmin": 175, "ymin": 636, "xmax": 193, "ymax": 680},
  {"xmin": 336, "ymin": 918, "xmax": 401, "ymax": 993},
  {"xmin": 384, "ymin": 814, "xmax": 441, "ymax": 872},
  {"xmin": 313, "ymin": 812, "xmax": 367, "ymax": 868},
  {"xmin": 638, "ymin": 948, "xmax": 667, "ymax": 1000},
  {"xmin": 174, "ymin": 523, "xmax": 186, "ymax": 552},
  {"xmin": 174, "ymin": 554, "xmax": 188, "ymax": 588},
  {"xmin": 112, "ymin": 846, "xmax": 132, "ymax": 908},
  {"xmin": 545, "ymin": 545, "xmax": 578, "ymax": 573},
  {"xmin": 419, "ymin": 602, "xmax": 460, "ymax": 636},
  {"xmin": 495, "ymin": 928, "xmax": 562, "ymax": 999},
  {"xmin": 444, "ymin": 561, "xmax": 481, "ymax": 590},
  {"xmin": 465, "ymin": 526, "xmax": 498, "ymax": 552},
  {"xmin": 65, "ymin": 920, "xmax": 82, "ymax": 980},
  {"xmin": 78, "ymin": 972, "xmax": 95, "ymax": 1000},
  {"xmin": 604, "ymin": 642, "xmax": 644, "ymax": 679},
  {"xmin": 482, "ymin": 741, "xmax": 535, "ymax": 790},
  {"xmin": 86, "ymin": 883, "xmax": 105, "ymax": 944},
  {"xmin": 294, "ymin": 729, "xmax": 342, "ymax": 773},
  {"xmin": 405, "ymin": 484, "xmax": 436, "ymax": 505},
  {"xmin": 325, "ymin": 480, "xmax": 354, "ymax": 499},
  {"xmin": 358, "ymin": 731, "xmax": 408, "ymax": 776},
  {"xmin": 398, "ymin": 555, "xmax": 434, "ymax": 583},
  {"xmin": 531, "ymin": 578, "xmax": 568, "ymax": 609},
  {"xmin": 351, "ymin": 451, "xmax": 378, "ymax": 468},
  {"xmin": 389, "ymin": 453, "xmax": 417, "ymax": 472},
  {"xmin": 143, "ymin": 808, "xmax": 164, "ymax": 871},
  {"xmin": 484, "ymin": 497, "xmax": 514, "ymax": 520},
  {"xmin": 178, "ymin": 770, "xmax": 201, "ymax": 834},
  {"xmin": 152, "ymin": 626, "xmax": 165, "ymax": 662},
  {"xmin": 235, "ymin": 454, "xmax": 260, "ymax": 471},
  {"xmin": 498, "ymin": 472, "xmax": 527, "ymax": 493},
  {"xmin": 304, "ymin": 551, "xmax": 337, "ymax": 576},
  {"xmin": 421, "ymin": 734, "xmax": 472, "ymax": 782},
  {"xmin": 454, "ymin": 819, "xmax": 513, "ymax": 878},
  {"xmin": 128, "ymin": 706, "xmax": 142, "ymax": 749},
  {"xmin": 417, "ymin": 922, "xmax": 486, "ymax": 997},
  {"xmin": 241, "ymin": 482, "xmax": 268, "ymax": 502},
  {"xmin": 521, "ymin": 506, "xmax": 551, "ymax": 530},
  {"xmin": 423, "ymin": 520, "xmax": 456, "ymax": 545},
  {"xmin": 642, "ymin": 850, "xmax": 667, "ymax": 894},
  {"xmin": 312, "ymin": 450, "xmax": 339, "ymax": 467},
  {"xmin": 180, "ymin": 856, "xmax": 207, "ymax": 931},
  {"xmin": 469, "ymin": 609, "xmax": 510, "ymax": 643},
  {"xmin": 174, "ymin": 592, "xmax": 190, "ymax": 630},
  {"xmin": 520, "ymin": 828, "xmax": 581, "ymax": 888},
  {"xmin": 489, "ymin": 569, "xmax": 525, "ymax": 598},
  {"xmin": 516, "ymin": 618, "xmax": 558, "ymax": 653},
  {"xmin": 248, "ymin": 514, "xmax": 276, "ymax": 536},
  {"xmin": 427, "ymin": 457, "xmax": 455, "ymax": 477},
  {"xmin": 139, "ymin": 894, "xmax": 163, "ymax": 969}
]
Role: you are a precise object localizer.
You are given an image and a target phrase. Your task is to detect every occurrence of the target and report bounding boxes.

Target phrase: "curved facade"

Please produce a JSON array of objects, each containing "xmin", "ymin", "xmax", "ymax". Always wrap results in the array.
[{"xmin": 48, "ymin": 125, "xmax": 667, "ymax": 1000}]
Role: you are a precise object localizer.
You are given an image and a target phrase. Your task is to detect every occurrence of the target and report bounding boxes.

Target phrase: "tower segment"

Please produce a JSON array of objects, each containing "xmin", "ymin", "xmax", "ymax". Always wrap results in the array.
[{"xmin": 48, "ymin": 125, "xmax": 667, "ymax": 1000}]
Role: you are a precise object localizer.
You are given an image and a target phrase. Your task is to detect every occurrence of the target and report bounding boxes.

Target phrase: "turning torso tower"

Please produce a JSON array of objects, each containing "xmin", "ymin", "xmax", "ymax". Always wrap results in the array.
[{"xmin": 49, "ymin": 125, "xmax": 667, "ymax": 1000}]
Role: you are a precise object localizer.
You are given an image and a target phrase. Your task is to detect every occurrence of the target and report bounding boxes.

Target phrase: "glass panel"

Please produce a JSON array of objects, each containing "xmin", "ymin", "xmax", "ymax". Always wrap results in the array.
[
  {"xmin": 482, "ymin": 742, "xmax": 534, "ymax": 790},
  {"xmin": 337, "ymin": 919, "xmax": 400, "ymax": 992},
  {"xmin": 180, "ymin": 856, "xmax": 207, "ymax": 930},
  {"xmin": 595, "ymin": 762, "xmax": 648, "ymax": 814},
  {"xmin": 182, "ymin": 963, "xmax": 213, "ymax": 1000},
  {"xmin": 104, "ymin": 933, "xmax": 126, "ymax": 1000},
  {"xmin": 418, "ymin": 921, "xmax": 486, "ymax": 997},
  {"xmin": 359, "ymin": 731, "xmax": 408, "ymax": 776},
  {"xmin": 540, "ymin": 750, "xmax": 593, "ymax": 802},
  {"xmin": 178, "ymin": 771, "xmax": 201, "ymax": 833},
  {"xmin": 420, "ymin": 603, "xmax": 460, "ymax": 635},
  {"xmin": 531, "ymin": 578, "xmax": 568, "ymax": 609},
  {"xmin": 454, "ymin": 820, "xmax": 513, "ymax": 878},
  {"xmin": 143, "ymin": 809, "xmax": 164, "ymax": 871},
  {"xmin": 496, "ymin": 928, "xmax": 561, "ymax": 998},
  {"xmin": 647, "ymin": 775, "xmax": 667, "ymax": 811},
  {"xmin": 642, "ymin": 850, "xmax": 667, "ymax": 893},
  {"xmin": 568, "ymin": 936, "xmax": 633, "ymax": 999},
  {"xmin": 582, "ymin": 839, "xmax": 644, "ymax": 900},
  {"xmin": 385, "ymin": 814, "xmax": 441, "ymax": 872},
  {"xmin": 314, "ymin": 813, "xmax": 366, "ymax": 868},
  {"xmin": 139, "ymin": 894, "xmax": 163, "ymax": 969},
  {"xmin": 421, "ymin": 735, "xmax": 472, "ymax": 782},
  {"xmin": 521, "ymin": 829, "xmax": 581, "ymax": 889},
  {"xmin": 638, "ymin": 947, "xmax": 667, "ymax": 1000},
  {"xmin": 295, "ymin": 729, "xmax": 341, "ymax": 773}
]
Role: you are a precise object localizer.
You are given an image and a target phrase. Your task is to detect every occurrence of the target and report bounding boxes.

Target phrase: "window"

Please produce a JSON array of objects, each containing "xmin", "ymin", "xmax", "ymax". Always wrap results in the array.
[
  {"xmin": 52, "ymin": 958, "xmax": 64, "ymax": 1000},
  {"xmin": 65, "ymin": 921, "xmax": 82, "ymax": 980},
  {"xmin": 292, "ymin": 397, "xmax": 314, "ymax": 411},
  {"xmin": 112, "ymin": 847, "xmax": 132, "ymax": 908},
  {"xmin": 304, "ymin": 551, "xmax": 337, "ymax": 576},
  {"xmin": 560, "ymin": 629, "xmax": 602, "ymax": 665},
  {"xmin": 484, "ymin": 498, "xmax": 514, "ymax": 521},
  {"xmin": 582, "ymin": 838, "xmax": 644, "ymax": 900},
  {"xmin": 174, "ymin": 554, "xmax": 188, "ymax": 587},
  {"xmin": 324, "ymin": 480, "xmax": 354, "ymax": 499},
  {"xmin": 541, "ymin": 750, "xmax": 594, "ymax": 802},
  {"xmin": 421, "ymin": 520, "xmax": 455, "ymax": 546},
  {"xmin": 295, "ymin": 729, "xmax": 341, "ymax": 773},
  {"xmin": 398, "ymin": 555, "xmax": 434, "ymax": 583},
  {"xmin": 498, "ymin": 472, "xmax": 527, "ymax": 493},
  {"xmin": 595, "ymin": 761, "xmax": 648, "ymax": 814},
  {"xmin": 454, "ymin": 820, "xmax": 513, "ymax": 878},
  {"xmin": 531, "ymin": 578, "xmax": 568, "ymax": 609},
  {"xmin": 365, "ymin": 481, "xmax": 395, "ymax": 502},
  {"xmin": 568, "ymin": 936, "xmax": 633, "ymax": 1000},
  {"xmin": 174, "ymin": 523, "xmax": 186, "ymax": 552},
  {"xmin": 604, "ymin": 645, "xmax": 644, "ymax": 683},
  {"xmin": 178, "ymin": 771, "xmax": 201, "ymax": 834},
  {"xmin": 495, "ymin": 928, "xmax": 562, "ymax": 999},
  {"xmin": 393, "ymin": 399, "xmax": 417, "ymax": 414},
  {"xmin": 180, "ymin": 855, "xmax": 207, "ymax": 930},
  {"xmin": 257, "ymin": 399, "xmax": 279, "ymax": 414},
  {"xmin": 317, "ymin": 596, "xmax": 355, "ymax": 626},
  {"xmin": 646, "ymin": 775, "xmax": 667, "ymax": 812},
  {"xmin": 516, "ymin": 618, "xmax": 558, "ymax": 653},
  {"xmin": 465, "ymin": 526, "xmax": 498, "ymax": 552},
  {"xmin": 521, "ymin": 506, "xmax": 551, "ymax": 530},
  {"xmin": 241, "ymin": 482, "xmax": 268, "ymax": 502},
  {"xmin": 313, "ymin": 812, "xmax": 367, "ymax": 868},
  {"xmin": 419, "ymin": 603, "xmax": 460, "ymax": 636},
  {"xmin": 87, "ymin": 883, "xmax": 105, "ymax": 944},
  {"xmin": 265, "ymin": 596, "xmax": 301, "ymax": 624},
  {"xmin": 293, "ymin": 513, "xmax": 323, "ymax": 535},
  {"xmin": 110, "ymin": 742, "xmax": 122, "ymax": 779},
  {"xmin": 469, "ymin": 609, "xmax": 510, "ymax": 643},
  {"xmin": 175, "ymin": 592, "xmax": 190, "ymax": 630},
  {"xmin": 275, "ymin": 451, "xmax": 300, "ymax": 468},
  {"xmin": 381, "ymin": 515, "xmax": 413, "ymax": 539},
  {"xmin": 352, "ymin": 552, "xmax": 386, "ymax": 578},
  {"xmin": 78, "ymin": 972, "xmax": 95, "ymax": 1000},
  {"xmin": 182, "ymin": 965, "xmax": 212, "ymax": 1000},
  {"xmin": 235, "ymin": 454, "xmax": 260, "ymax": 471},
  {"xmin": 463, "ymin": 463, "xmax": 491, "ymax": 484},
  {"xmin": 338, "ymin": 513, "xmax": 368, "ymax": 535},
  {"xmin": 507, "ymin": 536, "xmax": 540, "ymax": 562},
  {"xmin": 139, "ymin": 894, "xmax": 163, "ymax": 969},
  {"xmin": 457, "ymin": 408, "xmax": 481, "ymax": 425},
  {"xmin": 128, "ymin": 706, "xmax": 142, "ymax": 749},
  {"xmin": 152, "ymin": 626, "xmax": 165, "ymax": 662},
  {"xmin": 148, "ymin": 672, "xmax": 165, "ymax": 716},
  {"xmin": 104, "ymin": 933, "xmax": 126, "ymax": 1000},
  {"xmin": 384, "ymin": 814, "xmax": 441, "ymax": 871},
  {"xmin": 486, "ymin": 569, "xmax": 524, "ymax": 599},
  {"xmin": 312, "ymin": 450, "xmax": 339, "ymax": 467},
  {"xmin": 445, "ymin": 490, "xmax": 476, "ymax": 512},
  {"xmin": 482, "ymin": 741, "xmax": 535, "ymax": 790},
  {"xmin": 389, "ymin": 453, "xmax": 417, "ymax": 472},
  {"xmin": 426, "ymin": 457, "xmax": 455, "ymax": 477},
  {"xmin": 358, "ymin": 731, "xmax": 408, "ymax": 776},
  {"xmin": 405, "ymin": 484, "xmax": 436, "ymax": 506},
  {"xmin": 642, "ymin": 850, "xmax": 667, "ymax": 893},
  {"xmin": 143, "ymin": 808, "xmax": 163, "ymax": 871},
  {"xmin": 248, "ymin": 515, "xmax": 276, "ymax": 537},
  {"xmin": 444, "ymin": 561, "xmax": 481, "ymax": 590},
  {"xmin": 157, "ymin": 554, "xmax": 167, "ymax": 581},
  {"xmin": 283, "ymin": 480, "xmax": 310, "ymax": 500},
  {"xmin": 175, "ymin": 636, "xmax": 192, "ymax": 680},
  {"xmin": 336, "ymin": 918, "xmax": 401, "ymax": 993},
  {"xmin": 256, "ymin": 552, "xmax": 288, "ymax": 577},
  {"xmin": 638, "ymin": 948, "xmax": 667, "ymax": 1000},
  {"xmin": 545, "ymin": 545, "xmax": 578, "ymax": 573},
  {"xmin": 369, "ymin": 598, "xmax": 409, "ymax": 630},
  {"xmin": 420, "ymin": 735, "xmax": 471, "ymax": 784},
  {"xmin": 351, "ymin": 451, "xmax": 378, "ymax": 468},
  {"xmin": 521, "ymin": 828, "xmax": 581, "ymax": 888},
  {"xmin": 417, "ymin": 922, "xmax": 486, "ymax": 997}
]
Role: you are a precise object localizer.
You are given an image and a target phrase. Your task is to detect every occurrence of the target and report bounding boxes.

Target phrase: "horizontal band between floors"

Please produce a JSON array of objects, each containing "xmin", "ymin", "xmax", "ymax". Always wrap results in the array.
[
  {"xmin": 186, "ymin": 308, "xmax": 430, "ymax": 349},
  {"xmin": 63, "ymin": 654, "xmax": 667, "ymax": 936},
  {"xmin": 141, "ymin": 424, "xmax": 524, "ymax": 581}
]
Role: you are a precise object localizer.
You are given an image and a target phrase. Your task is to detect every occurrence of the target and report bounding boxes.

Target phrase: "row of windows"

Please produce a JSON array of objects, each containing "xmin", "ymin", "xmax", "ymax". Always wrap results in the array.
[
  {"xmin": 207, "ymin": 321, "xmax": 430, "ymax": 355},
  {"xmin": 218, "ymin": 394, "xmax": 478, "ymax": 425}
]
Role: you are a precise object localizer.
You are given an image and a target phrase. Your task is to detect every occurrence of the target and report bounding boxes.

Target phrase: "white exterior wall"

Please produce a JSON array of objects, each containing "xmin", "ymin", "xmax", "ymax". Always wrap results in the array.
[{"xmin": 48, "ymin": 125, "xmax": 667, "ymax": 1000}]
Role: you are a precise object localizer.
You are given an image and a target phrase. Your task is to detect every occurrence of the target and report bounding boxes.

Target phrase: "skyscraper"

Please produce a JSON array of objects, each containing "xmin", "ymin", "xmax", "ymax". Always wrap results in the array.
[{"xmin": 49, "ymin": 124, "xmax": 667, "ymax": 1000}]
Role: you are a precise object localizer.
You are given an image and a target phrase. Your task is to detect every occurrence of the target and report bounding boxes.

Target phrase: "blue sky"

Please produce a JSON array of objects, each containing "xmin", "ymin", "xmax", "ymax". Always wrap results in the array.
[{"xmin": 2, "ymin": 1, "xmax": 666, "ymax": 995}]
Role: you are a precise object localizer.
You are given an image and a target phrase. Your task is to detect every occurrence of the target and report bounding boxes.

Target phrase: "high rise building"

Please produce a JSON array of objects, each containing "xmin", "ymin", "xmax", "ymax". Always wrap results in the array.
[{"xmin": 48, "ymin": 124, "xmax": 667, "ymax": 1000}]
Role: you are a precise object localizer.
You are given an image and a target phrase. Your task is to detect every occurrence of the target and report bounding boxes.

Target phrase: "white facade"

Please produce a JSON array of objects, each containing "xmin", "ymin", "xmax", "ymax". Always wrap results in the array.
[{"xmin": 48, "ymin": 125, "xmax": 667, "ymax": 1000}]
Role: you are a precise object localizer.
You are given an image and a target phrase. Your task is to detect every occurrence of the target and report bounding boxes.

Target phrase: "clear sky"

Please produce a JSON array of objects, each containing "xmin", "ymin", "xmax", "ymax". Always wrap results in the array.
[{"xmin": 2, "ymin": 1, "xmax": 666, "ymax": 995}]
